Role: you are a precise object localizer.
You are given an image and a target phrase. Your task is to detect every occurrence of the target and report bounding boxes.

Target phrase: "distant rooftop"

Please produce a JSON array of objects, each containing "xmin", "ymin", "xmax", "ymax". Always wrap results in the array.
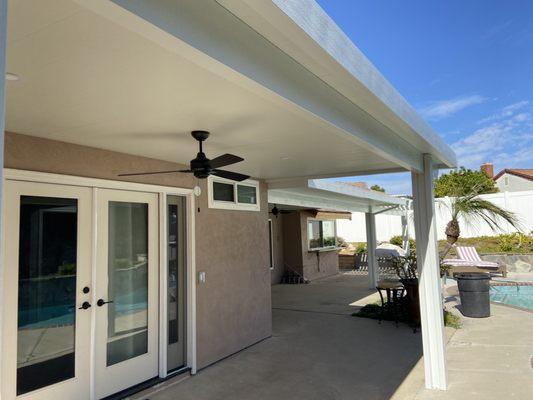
[{"xmin": 493, "ymin": 169, "xmax": 533, "ymax": 181}]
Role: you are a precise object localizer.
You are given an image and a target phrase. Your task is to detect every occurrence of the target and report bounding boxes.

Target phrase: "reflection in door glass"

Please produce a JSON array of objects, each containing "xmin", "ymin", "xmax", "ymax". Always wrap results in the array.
[
  {"xmin": 107, "ymin": 202, "xmax": 149, "ymax": 366},
  {"xmin": 17, "ymin": 196, "xmax": 78, "ymax": 395}
]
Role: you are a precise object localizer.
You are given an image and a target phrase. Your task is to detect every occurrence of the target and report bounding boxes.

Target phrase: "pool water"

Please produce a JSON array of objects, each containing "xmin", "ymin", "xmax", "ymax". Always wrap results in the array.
[{"xmin": 490, "ymin": 285, "xmax": 533, "ymax": 311}]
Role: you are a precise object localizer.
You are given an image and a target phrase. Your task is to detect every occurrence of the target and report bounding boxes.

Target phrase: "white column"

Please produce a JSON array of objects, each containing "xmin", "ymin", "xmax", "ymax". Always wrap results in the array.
[
  {"xmin": 0, "ymin": 0, "xmax": 7, "ymax": 388},
  {"xmin": 365, "ymin": 211, "xmax": 378, "ymax": 289},
  {"xmin": 411, "ymin": 154, "xmax": 447, "ymax": 390}
]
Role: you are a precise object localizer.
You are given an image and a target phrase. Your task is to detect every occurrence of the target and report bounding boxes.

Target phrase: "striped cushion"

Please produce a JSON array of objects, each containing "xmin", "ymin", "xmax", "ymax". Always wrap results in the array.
[
  {"xmin": 442, "ymin": 258, "xmax": 499, "ymax": 269},
  {"xmin": 456, "ymin": 246, "xmax": 482, "ymax": 262}
]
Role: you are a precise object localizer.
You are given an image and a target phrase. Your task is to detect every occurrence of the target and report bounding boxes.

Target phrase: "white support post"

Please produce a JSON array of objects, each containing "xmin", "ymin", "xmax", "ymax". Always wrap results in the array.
[
  {"xmin": 365, "ymin": 211, "xmax": 378, "ymax": 289},
  {"xmin": 0, "ymin": 0, "xmax": 7, "ymax": 390},
  {"xmin": 411, "ymin": 155, "xmax": 447, "ymax": 390}
]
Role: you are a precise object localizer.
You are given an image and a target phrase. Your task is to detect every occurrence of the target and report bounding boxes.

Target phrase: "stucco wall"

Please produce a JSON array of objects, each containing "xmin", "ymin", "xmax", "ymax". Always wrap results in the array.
[
  {"xmin": 270, "ymin": 215, "xmax": 285, "ymax": 284},
  {"xmin": 299, "ymin": 210, "xmax": 339, "ymax": 280},
  {"xmin": 279, "ymin": 210, "xmax": 339, "ymax": 281},
  {"xmin": 4, "ymin": 131, "xmax": 272, "ymax": 370}
]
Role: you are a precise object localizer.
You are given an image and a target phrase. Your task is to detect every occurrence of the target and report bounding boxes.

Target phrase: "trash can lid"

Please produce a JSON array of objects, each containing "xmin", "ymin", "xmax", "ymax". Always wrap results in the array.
[{"xmin": 455, "ymin": 273, "xmax": 491, "ymax": 280}]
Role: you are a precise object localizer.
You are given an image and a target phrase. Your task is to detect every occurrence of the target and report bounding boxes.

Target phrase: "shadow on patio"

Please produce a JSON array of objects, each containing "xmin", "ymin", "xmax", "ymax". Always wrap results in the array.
[{"xmin": 134, "ymin": 273, "xmax": 423, "ymax": 400}]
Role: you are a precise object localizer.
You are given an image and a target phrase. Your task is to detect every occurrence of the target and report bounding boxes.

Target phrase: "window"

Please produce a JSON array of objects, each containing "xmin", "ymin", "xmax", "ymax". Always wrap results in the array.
[
  {"xmin": 213, "ymin": 182, "xmax": 234, "ymax": 202},
  {"xmin": 307, "ymin": 219, "xmax": 337, "ymax": 250},
  {"xmin": 208, "ymin": 176, "xmax": 260, "ymax": 211},
  {"xmin": 268, "ymin": 219, "xmax": 274, "ymax": 270}
]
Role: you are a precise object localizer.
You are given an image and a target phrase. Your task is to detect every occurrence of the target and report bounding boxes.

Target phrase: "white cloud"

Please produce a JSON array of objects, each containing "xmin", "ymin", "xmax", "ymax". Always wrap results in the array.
[
  {"xmin": 419, "ymin": 95, "xmax": 488, "ymax": 120},
  {"xmin": 478, "ymin": 100, "xmax": 529, "ymax": 124},
  {"xmin": 451, "ymin": 101, "xmax": 533, "ymax": 170}
]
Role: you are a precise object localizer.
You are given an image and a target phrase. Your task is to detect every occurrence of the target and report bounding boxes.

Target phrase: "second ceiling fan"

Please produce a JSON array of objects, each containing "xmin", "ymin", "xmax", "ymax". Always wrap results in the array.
[{"xmin": 119, "ymin": 130, "xmax": 250, "ymax": 182}]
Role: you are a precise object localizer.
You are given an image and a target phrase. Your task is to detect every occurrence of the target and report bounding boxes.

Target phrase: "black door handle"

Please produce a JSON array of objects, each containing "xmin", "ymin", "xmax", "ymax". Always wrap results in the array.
[
  {"xmin": 78, "ymin": 301, "xmax": 91, "ymax": 310},
  {"xmin": 97, "ymin": 299, "xmax": 114, "ymax": 307}
]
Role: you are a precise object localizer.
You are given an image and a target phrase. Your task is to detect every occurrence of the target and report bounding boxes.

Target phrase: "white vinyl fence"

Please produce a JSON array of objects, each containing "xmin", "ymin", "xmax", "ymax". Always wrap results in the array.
[{"xmin": 337, "ymin": 190, "xmax": 533, "ymax": 243}]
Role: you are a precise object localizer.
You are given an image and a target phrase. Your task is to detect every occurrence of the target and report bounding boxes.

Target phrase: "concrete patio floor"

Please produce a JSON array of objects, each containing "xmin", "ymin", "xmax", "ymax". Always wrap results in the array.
[{"xmin": 131, "ymin": 273, "xmax": 533, "ymax": 400}]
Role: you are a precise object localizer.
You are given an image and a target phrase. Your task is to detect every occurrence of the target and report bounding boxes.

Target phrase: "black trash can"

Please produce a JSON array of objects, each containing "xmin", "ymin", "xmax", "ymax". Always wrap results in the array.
[{"xmin": 456, "ymin": 273, "xmax": 491, "ymax": 318}]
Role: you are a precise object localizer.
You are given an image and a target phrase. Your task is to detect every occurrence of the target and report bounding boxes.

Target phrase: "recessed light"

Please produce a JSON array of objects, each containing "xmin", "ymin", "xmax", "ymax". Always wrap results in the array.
[{"xmin": 5, "ymin": 73, "xmax": 20, "ymax": 81}]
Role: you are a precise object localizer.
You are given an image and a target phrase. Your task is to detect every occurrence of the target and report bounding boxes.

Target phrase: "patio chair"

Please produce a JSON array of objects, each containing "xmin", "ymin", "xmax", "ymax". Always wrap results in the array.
[{"xmin": 444, "ymin": 246, "xmax": 507, "ymax": 277}]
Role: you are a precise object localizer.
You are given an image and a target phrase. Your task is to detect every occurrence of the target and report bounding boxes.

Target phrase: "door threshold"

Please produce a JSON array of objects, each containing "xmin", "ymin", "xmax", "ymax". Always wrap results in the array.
[{"xmin": 102, "ymin": 367, "xmax": 191, "ymax": 400}]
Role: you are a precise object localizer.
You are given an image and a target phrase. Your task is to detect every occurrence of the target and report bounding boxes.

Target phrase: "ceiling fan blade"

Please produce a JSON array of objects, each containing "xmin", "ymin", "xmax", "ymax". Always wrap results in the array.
[
  {"xmin": 212, "ymin": 169, "xmax": 250, "ymax": 182},
  {"xmin": 209, "ymin": 154, "xmax": 244, "ymax": 169},
  {"xmin": 118, "ymin": 169, "xmax": 192, "ymax": 177}
]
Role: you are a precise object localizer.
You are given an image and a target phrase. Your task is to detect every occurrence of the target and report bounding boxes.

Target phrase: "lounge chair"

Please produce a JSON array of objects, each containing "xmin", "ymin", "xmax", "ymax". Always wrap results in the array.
[{"xmin": 443, "ymin": 246, "xmax": 507, "ymax": 277}]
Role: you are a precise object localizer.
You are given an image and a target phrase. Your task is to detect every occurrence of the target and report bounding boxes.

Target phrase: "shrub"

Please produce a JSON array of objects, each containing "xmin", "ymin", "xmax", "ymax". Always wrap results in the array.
[
  {"xmin": 497, "ymin": 233, "xmax": 533, "ymax": 253},
  {"xmin": 389, "ymin": 235, "xmax": 416, "ymax": 251},
  {"xmin": 355, "ymin": 243, "xmax": 367, "ymax": 254},
  {"xmin": 498, "ymin": 234, "xmax": 514, "ymax": 252}
]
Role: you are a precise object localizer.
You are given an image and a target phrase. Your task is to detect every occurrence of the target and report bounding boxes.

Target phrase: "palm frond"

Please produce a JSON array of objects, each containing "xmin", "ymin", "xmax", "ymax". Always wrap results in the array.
[{"xmin": 453, "ymin": 197, "xmax": 522, "ymax": 233}]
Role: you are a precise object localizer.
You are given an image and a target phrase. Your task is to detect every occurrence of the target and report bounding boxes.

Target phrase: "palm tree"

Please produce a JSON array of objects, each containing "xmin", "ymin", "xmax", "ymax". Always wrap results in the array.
[{"xmin": 439, "ymin": 185, "xmax": 521, "ymax": 259}]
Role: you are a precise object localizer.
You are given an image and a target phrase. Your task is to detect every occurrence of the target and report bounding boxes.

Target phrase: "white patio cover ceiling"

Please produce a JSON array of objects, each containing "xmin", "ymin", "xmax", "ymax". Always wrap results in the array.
[
  {"xmin": 268, "ymin": 180, "xmax": 408, "ymax": 214},
  {"xmin": 5, "ymin": 0, "xmax": 456, "ymax": 181}
]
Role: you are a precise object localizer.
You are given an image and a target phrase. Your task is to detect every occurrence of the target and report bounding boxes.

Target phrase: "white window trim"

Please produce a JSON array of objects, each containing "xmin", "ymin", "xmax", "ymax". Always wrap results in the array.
[
  {"xmin": 268, "ymin": 219, "xmax": 275, "ymax": 270},
  {"xmin": 208, "ymin": 175, "xmax": 260, "ymax": 211},
  {"xmin": 307, "ymin": 218, "xmax": 338, "ymax": 251}
]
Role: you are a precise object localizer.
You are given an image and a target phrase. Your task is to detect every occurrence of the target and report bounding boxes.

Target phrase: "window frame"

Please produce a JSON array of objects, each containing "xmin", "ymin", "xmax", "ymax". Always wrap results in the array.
[
  {"xmin": 307, "ymin": 218, "xmax": 338, "ymax": 251},
  {"xmin": 207, "ymin": 176, "xmax": 260, "ymax": 211}
]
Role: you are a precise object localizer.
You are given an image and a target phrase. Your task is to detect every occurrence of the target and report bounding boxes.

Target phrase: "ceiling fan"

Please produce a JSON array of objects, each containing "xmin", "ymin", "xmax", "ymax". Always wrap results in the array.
[{"xmin": 118, "ymin": 130, "xmax": 250, "ymax": 182}]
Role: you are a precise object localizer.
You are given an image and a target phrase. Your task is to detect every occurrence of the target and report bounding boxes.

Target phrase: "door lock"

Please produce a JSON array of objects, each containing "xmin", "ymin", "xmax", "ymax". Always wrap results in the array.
[
  {"xmin": 78, "ymin": 301, "xmax": 91, "ymax": 310},
  {"xmin": 97, "ymin": 299, "xmax": 114, "ymax": 307}
]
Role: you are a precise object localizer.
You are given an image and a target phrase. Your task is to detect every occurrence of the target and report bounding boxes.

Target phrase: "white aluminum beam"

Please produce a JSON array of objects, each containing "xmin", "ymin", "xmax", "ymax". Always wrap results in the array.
[{"xmin": 411, "ymin": 155, "xmax": 447, "ymax": 390}]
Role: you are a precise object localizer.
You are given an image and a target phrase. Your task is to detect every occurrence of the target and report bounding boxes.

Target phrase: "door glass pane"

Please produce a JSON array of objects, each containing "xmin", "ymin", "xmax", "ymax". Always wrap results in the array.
[
  {"xmin": 237, "ymin": 185, "xmax": 257, "ymax": 204},
  {"xmin": 107, "ymin": 202, "xmax": 149, "ymax": 366},
  {"xmin": 167, "ymin": 196, "xmax": 186, "ymax": 371},
  {"xmin": 17, "ymin": 196, "xmax": 77, "ymax": 395}
]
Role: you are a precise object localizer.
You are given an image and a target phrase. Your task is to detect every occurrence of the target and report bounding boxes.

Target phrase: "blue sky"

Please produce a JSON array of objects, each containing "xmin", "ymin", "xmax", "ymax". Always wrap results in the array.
[{"xmin": 317, "ymin": 0, "xmax": 533, "ymax": 194}]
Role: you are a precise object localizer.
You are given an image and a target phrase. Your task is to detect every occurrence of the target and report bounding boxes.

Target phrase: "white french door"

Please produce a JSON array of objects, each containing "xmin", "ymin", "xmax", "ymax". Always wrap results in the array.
[
  {"xmin": 2, "ymin": 182, "xmax": 160, "ymax": 400},
  {"xmin": 2, "ymin": 181, "xmax": 93, "ymax": 400},
  {"xmin": 94, "ymin": 189, "xmax": 159, "ymax": 398}
]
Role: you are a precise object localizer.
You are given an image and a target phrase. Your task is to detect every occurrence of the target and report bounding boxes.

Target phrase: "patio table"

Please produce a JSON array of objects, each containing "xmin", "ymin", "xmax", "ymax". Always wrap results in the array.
[{"xmin": 376, "ymin": 280, "xmax": 405, "ymax": 327}]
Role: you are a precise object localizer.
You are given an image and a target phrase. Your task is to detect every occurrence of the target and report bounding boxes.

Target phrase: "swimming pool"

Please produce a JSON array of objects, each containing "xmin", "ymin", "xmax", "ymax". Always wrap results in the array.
[{"xmin": 490, "ymin": 284, "xmax": 533, "ymax": 311}]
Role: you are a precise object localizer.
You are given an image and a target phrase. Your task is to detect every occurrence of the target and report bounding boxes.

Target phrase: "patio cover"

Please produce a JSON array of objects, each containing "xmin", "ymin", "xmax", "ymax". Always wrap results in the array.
[{"xmin": 268, "ymin": 179, "xmax": 407, "ymax": 214}]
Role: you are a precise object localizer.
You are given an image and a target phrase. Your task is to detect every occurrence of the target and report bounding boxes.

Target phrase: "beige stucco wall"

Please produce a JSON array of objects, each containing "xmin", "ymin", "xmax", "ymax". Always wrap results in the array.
[
  {"xmin": 299, "ymin": 210, "xmax": 339, "ymax": 280},
  {"xmin": 270, "ymin": 215, "xmax": 285, "ymax": 284},
  {"xmin": 279, "ymin": 210, "xmax": 339, "ymax": 281},
  {"xmin": 4, "ymin": 132, "xmax": 272, "ymax": 370}
]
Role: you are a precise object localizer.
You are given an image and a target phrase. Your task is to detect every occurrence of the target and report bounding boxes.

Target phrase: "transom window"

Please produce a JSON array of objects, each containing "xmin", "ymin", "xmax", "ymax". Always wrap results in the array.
[
  {"xmin": 208, "ymin": 176, "xmax": 260, "ymax": 211},
  {"xmin": 307, "ymin": 219, "xmax": 337, "ymax": 250}
]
